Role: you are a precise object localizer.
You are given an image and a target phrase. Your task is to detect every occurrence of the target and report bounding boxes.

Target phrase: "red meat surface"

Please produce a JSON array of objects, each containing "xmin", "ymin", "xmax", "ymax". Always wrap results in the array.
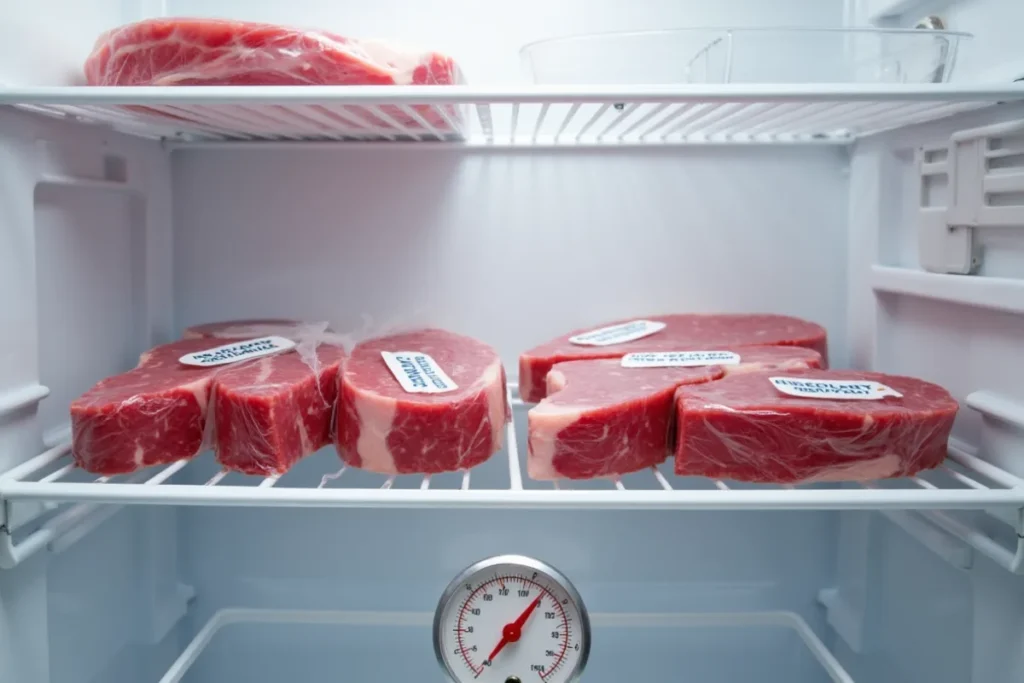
[
  {"xmin": 71, "ymin": 330, "xmax": 344, "ymax": 475},
  {"xmin": 71, "ymin": 339, "xmax": 217, "ymax": 474},
  {"xmin": 528, "ymin": 346, "xmax": 822, "ymax": 480},
  {"xmin": 213, "ymin": 344, "xmax": 345, "ymax": 475},
  {"xmin": 336, "ymin": 329, "xmax": 508, "ymax": 474},
  {"xmin": 675, "ymin": 369, "xmax": 958, "ymax": 483},
  {"xmin": 518, "ymin": 314, "xmax": 828, "ymax": 403},
  {"xmin": 84, "ymin": 18, "xmax": 464, "ymax": 132}
]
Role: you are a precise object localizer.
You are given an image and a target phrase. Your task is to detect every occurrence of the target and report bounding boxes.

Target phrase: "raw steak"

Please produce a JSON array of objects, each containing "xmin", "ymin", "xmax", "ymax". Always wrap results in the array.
[
  {"xmin": 336, "ymin": 329, "xmax": 507, "ymax": 474},
  {"xmin": 84, "ymin": 18, "xmax": 464, "ymax": 131},
  {"xmin": 213, "ymin": 343, "xmax": 346, "ymax": 475},
  {"xmin": 71, "ymin": 338, "xmax": 218, "ymax": 474},
  {"xmin": 675, "ymin": 369, "xmax": 958, "ymax": 483},
  {"xmin": 528, "ymin": 346, "xmax": 822, "ymax": 480},
  {"xmin": 72, "ymin": 331, "xmax": 345, "ymax": 475},
  {"xmin": 519, "ymin": 314, "xmax": 828, "ymax": 403}
]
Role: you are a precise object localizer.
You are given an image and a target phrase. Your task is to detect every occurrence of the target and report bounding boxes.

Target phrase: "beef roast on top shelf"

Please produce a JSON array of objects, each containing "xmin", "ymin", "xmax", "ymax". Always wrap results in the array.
[
  {"xmin": 336, "ymin": 328, "xmax": 508, "ymax": 475},
  {"xmin": 518, "ymin": 314, "xmax": 828, "ymax": 404},
  {"xmin": 528, "ymin": 346, "xmax": 822, "ymax": 481},
  {"xmin": 674, "ymin": 369, "xmax": 959, "ymax": 483},
  {"xmin": 84, "ymin": 18, "xmax": 465, "ymax": 132},
  {"xmin": 71, "ymin": 323, "xmax": 343, "ymax": 476},
  {"xmin": 86, "ymin": 18, "xmax": 464, "ymax": 88}
]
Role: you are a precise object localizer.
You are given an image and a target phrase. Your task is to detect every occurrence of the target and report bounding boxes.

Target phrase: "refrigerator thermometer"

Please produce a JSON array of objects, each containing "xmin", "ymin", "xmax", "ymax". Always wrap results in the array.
[{"xmin": 433, "ymin": 555, "xmax": 591, "ymax": 683}]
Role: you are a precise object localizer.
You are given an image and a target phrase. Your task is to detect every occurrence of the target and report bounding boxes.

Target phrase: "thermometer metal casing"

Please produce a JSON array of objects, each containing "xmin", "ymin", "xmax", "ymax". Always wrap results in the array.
[{"xmin": 433, "ymin": 555, "xmax": 591, "ymax": 683}]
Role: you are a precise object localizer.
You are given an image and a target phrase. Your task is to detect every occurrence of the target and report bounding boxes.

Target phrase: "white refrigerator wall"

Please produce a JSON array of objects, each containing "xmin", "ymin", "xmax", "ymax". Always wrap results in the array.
[
  {"xmin": 164, "ymin": 0, "xmax": 843, "ymax": 85},
  {"xmin": 171, "ymin": 145, "xmax": 850, "ymax": 370}
]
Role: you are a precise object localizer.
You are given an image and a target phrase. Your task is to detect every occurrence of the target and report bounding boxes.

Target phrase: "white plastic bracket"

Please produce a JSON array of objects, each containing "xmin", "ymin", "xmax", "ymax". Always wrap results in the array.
[{"xmin": 917, "ymin": 119, "xmax": 1024, "ymax": 274}]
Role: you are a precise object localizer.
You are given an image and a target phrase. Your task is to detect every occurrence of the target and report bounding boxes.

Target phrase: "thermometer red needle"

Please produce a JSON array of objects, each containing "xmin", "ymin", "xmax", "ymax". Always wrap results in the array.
[{"xmin": 486, "ymin": 594, "xmax": 542, "ymax": 662}]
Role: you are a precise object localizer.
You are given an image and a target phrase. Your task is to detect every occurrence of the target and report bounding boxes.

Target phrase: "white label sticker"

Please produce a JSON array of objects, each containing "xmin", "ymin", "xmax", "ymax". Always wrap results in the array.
[
  {"xmin": 769, "ymin": 377, "xmax": 903, "ymax": 400},
  {"xmin": 179, "ymin": 336, "xmax": 297, "ymax": 367},
  {"xmin": 621, "ymin": 350, "xmax": 742, "ymax": 368},
  {"xmin": 568, "ymin": 320, "xmax": 667, "ymax": 347},
  {"xmin": 381, "ymin": 351, "xmax": 458, "ymax": 394}
]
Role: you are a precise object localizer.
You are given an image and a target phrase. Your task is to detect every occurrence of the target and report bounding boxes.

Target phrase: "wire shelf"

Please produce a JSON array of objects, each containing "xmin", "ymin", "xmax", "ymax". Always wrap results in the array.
[
  {"xmin": 2, "ymin": 388, "xmax": 1022, "ymax": 511},
  {"xmin": 3, "ymin": 84, "xmax": 1023, "ymax": 145},
  {"xmin": 1, "ymin": 385, "xmax": 1022, "ymax": 571}
]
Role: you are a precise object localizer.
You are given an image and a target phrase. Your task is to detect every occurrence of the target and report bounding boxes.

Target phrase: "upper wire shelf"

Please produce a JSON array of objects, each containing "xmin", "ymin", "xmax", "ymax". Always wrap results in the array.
[{"xmin": 2, "ymin": 84, "xmax": 1023, "ymax": 146}]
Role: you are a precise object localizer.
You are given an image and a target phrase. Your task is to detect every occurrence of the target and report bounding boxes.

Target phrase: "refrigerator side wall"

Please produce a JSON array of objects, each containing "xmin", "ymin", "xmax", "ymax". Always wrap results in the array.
[
  {"xmin": 843, "ymin": 102, "xmax": 1024, "ymax": 683},
  {"xmin": 0, "ymin": 109, "xmax": 176, "ymax": 683}
]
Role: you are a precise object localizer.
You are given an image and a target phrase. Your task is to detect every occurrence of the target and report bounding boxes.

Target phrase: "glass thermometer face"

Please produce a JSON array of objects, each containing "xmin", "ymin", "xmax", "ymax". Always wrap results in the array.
[{"xmin": 433, "ymin": 555, "xmax": 590, "ymax": 683}]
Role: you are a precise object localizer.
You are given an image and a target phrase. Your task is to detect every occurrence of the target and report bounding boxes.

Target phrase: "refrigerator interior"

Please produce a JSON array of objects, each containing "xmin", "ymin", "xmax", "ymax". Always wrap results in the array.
[{"xmin": 1, "ymin": 1, "xmax": 1024, "ymax": 682}]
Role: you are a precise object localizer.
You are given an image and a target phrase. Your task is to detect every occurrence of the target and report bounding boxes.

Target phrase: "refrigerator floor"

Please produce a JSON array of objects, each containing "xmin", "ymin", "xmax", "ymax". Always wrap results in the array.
[{"xmin": 160, "ymin": 608, "xmax": 853, "ymax": 683}]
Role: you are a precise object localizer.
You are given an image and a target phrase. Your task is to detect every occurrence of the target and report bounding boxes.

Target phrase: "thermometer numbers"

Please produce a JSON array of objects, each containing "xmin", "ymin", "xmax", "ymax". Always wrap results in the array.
[
  {"xmin": 443, "ymin": 573, "xmax": 582, "ymax": 681},
  {"xmin": 435, "ymin": 556, "xmax": 590, "ymax": 683}
]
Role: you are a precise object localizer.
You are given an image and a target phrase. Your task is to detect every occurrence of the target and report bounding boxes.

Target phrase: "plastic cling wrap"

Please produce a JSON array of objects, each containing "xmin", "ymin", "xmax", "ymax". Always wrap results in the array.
[
  {"xmin": 84, "ymin": 18, "xmax": 465, "ymax": 132},
  {"xmin": 70, "ymin": 322, "xmax": 344, "ymax": 476},
  {"xmin": 212, "ymin": 343, "xmax": 344, "ymax": 476},
  {"xmin": 674, "ymin": 369, "xmax": 959, "ymax": 484},
  {"xmin": 336, "ymin": 329, "xmax": 508, "ymax": 475},
  {"xmin": 527, "ymin": 346, "xmax": 822, "ymax": 481},
  {"xmin": 518, "ymin": 314, "xmax": 829, "ymax": 404}
]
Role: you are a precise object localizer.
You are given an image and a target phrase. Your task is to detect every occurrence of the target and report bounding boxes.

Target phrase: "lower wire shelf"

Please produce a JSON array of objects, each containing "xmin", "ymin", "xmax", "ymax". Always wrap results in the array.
[
  {"xmin": 159, "ymin": 608, "xmax": 854, "ymax": 683},
  {"xmin": 2, "ymin": 389, "xmax": 1022, "ymax": 572},
  {"xmin": 2, "ymin": 387, "xmax": 1023, "ymax": 512}
]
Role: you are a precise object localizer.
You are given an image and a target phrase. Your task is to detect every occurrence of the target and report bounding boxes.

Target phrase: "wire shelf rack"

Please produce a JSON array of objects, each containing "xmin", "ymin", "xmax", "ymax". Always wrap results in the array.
[
  {"xmin": 3, "ymin": 84, "xmax": 1023, "ymax": 145},
  {"xmin": 2, "ymin": 387, "xmax": 1022, "ymax": 510},
  {"xmin": 1, "ymin": 385, "xmax": 1022, "ymax": 571}
]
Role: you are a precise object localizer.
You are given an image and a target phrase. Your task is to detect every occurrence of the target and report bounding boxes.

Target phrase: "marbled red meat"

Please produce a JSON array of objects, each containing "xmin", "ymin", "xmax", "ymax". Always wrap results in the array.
[
  {"xmin": 71, "ymin": 339, "xmax": 217, "ymax": 474},
  {"xmin": 336, "ymin": 329, "xmax": 507, "ymax": 474},
  {"xmin": 675, "ymin": 369, "xmax": 958, "ymax": 483},
  {"xmin": 213, "ymin": 344, "xmax": 345, "ymax": 475},
  {"xmin": 71, "ymin": 328, "xmax": 344, "ymax": 475},
  {"xmin": 519, "ymin": 314, "xmax": 828, "ymax": 403},
  {"xmin": 528, "ymin": 346, "xmax": 821, "ymax": 480},
  {"xmin": 84, "ymin": 18, "xmax": 464, "ymax": 132}
]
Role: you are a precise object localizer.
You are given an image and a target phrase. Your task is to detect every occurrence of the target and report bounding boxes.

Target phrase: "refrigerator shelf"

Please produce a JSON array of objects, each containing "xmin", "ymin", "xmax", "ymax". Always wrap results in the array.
[
  {"xmin": 2, "ymin": 386, "xmax": 1023, "ymax": 572},
  {"xmin": 157, "ymin": 608, "xmax": 855, "ymax": 683},
  {"xmin": 2, "ymin": 389, "xmax": 1023, "ymax": 513},
  {"xmin": 3, "ymin": 439, "xmax": 1022, "ymax": 511},
  {"xmin": 2, "ymin": 84, "xmax": 1023, "ymax": 146}
]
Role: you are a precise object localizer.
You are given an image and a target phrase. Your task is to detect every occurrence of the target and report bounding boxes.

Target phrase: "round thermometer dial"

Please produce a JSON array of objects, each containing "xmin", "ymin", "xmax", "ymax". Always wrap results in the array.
[{"xmin": 434, "ymin": 555, "xmax": 591, "ymax": 683}]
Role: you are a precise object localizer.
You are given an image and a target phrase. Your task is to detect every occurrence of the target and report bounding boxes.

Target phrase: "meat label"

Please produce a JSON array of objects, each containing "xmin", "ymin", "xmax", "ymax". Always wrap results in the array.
[
  {"xmin": 179, "ymin": 336, "xmax": 297, "ymax": 367},
  {"xmin": 381, "ymin": 351, "xmax": 459, "ymax": 394},
  {"xmin": 621, "ymin": 350, "xmax": 741, "ymax": 368},
  {"xmin": 568, "ymin": 320, "xmax": 666, "ymax": 346},
  {"xmin": 770, "ymin": 377, "xmax": 903, "ymax": 400}
]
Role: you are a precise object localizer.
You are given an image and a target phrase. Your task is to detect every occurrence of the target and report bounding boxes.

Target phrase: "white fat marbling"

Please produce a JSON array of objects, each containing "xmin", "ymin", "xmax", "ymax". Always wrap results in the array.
[{"xmin": 353, "ymin": 389, "xmax": 400, "ymax": 474}]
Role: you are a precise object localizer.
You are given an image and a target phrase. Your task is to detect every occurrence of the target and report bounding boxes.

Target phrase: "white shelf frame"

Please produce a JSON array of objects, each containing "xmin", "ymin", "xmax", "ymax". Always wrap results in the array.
[
  {"xmin": 157, "ymin": 608, "xmax": 855, "ymax": 683},
  {"xmin": 1, "ymin": 385, "xmax": 1022, "ymax": 512},
  {"xmin": 2, "ymin": 84, "xmax": 1023, "ymax": 146},
  {"xmin": 3, "ymin": 385, "xmax": 1022, "ymax": 573},
  {"xmin": 2, "ymin": 435, "xmax": 1023, "ymax": 511}
]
